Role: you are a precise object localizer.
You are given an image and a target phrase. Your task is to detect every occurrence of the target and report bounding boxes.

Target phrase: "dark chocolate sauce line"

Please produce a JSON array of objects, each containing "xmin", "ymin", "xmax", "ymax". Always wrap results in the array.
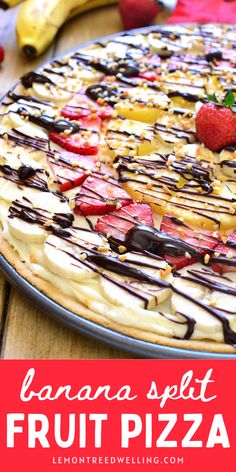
[
  {"xmin": 1, "ymin": 131, "xmax": 48, "ymax": 153},
  {"xmin": 15, "ymin": 107, "xmax": 79, "ymax": 134},
  {"xmin": 20, "ymin": 71, "xmax": 54, "ymax": 88},
  {"xmin": 9, "ymin": 200, "xmax": 73, "ymax": 229},
  {"xmin": 124, "ymin": 225, "xmax": 204, "ymax": 261},
  {"xmin": 0, "ymin": 164, "xmax": 49, "ymax": 192},
  {"xmin": 7, "ymin": 91, "xmax": 53, "ymax": 107},
  {"xmin": 174, "ymin": 312, "xmax": 196, "ymax": 340},
  {"xmin": 182, "ymin": 269, "xmax": 236, "ymax": 296},
  {"xmin": 48, "ymin": 241, "xmax": 154, "ymax": 308},
  {"xmin": 172, "ymin": 285, "xmax": 236, "ymax": 345},
  {"xmin": 85, "ymin": 254, "xmax": 170, "ymax": 288}
]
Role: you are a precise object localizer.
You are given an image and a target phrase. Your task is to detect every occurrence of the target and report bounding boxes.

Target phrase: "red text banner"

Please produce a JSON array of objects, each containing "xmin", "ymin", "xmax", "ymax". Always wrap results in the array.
[{"xmin": 0, "ymin": 360, "xmax": 235, "ymax": 471}]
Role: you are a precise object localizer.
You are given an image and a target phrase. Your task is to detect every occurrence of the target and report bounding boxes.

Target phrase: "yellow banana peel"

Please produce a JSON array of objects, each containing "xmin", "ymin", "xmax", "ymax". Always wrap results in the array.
[
  {"xmin": 16, "ymin": 0, "xmax": 119, "ymax": 58},
  {"xmin": 0, "ymin": 0, "xmax": 23, "ymax": 10}
]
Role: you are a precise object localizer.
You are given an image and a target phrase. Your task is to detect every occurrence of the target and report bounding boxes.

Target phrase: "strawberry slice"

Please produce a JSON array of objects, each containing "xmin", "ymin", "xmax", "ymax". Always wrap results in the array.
[
  {"xmin": 211, "ymin": 230, "xmax": 236, "ymax": 274},
  {"xmin": 160, "ymin": 215, "xmax": 218, "ymax": 270},
  {"xmin": 48, "ymin": 151, "xmax": 98, "ymax": 192},
  {"xmin": 139, "ymin": 71, "xmax": 159, "ymax": 82},
  {"xmin": 95, "ymin": 203, "xmax": 154, "ymax": 241},
  {"xmin": 61, "ymin": 92, "xmax": 113, "ymax": 120},
  {"xmin": 139, "ymin": 54, "xmax": 161, "ymax": 82},
  {"xmin": 74, "ymin": 172, "xmax": 132, "ymax": 216},
  {"xmin": 49, "ymin": 117, "xmax": 101, "ymax": 155}
]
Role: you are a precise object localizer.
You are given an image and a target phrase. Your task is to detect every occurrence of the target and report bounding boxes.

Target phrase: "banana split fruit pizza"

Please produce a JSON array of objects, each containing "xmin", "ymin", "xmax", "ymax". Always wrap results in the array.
[{"xmin": 1, "ymin": 24, "xmax": 236, "ymax": 354}]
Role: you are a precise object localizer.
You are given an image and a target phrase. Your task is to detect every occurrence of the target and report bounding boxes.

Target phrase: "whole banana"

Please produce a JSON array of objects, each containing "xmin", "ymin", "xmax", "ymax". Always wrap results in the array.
[
  {"xmin": 16, "ymin": 0, "xmax": 119, "ymax": 58},
  {"xmin": 0, "ymin": 0, "xmax": 23, "ymax": 10}
]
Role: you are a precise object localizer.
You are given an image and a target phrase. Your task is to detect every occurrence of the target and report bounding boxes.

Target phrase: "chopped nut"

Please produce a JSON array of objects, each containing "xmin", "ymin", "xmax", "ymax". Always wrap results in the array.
[
  {"xmin": 69, "ymin": 200, "xmax": 75, "ymax": 210},
  {"xmin": 119, "ymin": 254, "xmax": 127, "ymax": 262},
  {"xmin": 98, "ymin": 246, "xmax": 109, "ymax": 253},
  {"xmin": 79, "ymin": 253, "xmax": 87, "ymax": 261},
  {"xmin": 118, "ymin": 245, "xmax": 127, "ymax": 254}
]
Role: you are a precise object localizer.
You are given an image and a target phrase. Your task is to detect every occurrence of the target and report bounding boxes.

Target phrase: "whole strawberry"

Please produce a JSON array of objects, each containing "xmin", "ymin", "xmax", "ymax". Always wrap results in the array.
[
  {"xmin": 0, "ymin": 44, "xmax": 5, "ymax": 64},
  {"xmin": 196, "ymin": 91, "xmax": 236, "ymax": 151},
  {"xmin": 119, "ymin": 0, "xmax": 160, "ymax": 30}
]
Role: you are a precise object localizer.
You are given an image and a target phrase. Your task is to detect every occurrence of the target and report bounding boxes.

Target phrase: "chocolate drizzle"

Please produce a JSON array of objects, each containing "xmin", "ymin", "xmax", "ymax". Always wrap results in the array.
[
  {"xmin": 0, "ymin": 164, "xmax": 49, "ymax": 192},
  {"xmin": 205, "ymin": 50, "xmax": 223, "ymax": 62},
  {"xmin": 16, "ymin": 107, "xmax": 79, "ymax": 134},
  {"xmin": 86, "ymin": 83, "xmax": 118, "ymax": 105},
  {"xmin": 9, "ymin": 200, "xmax": 73, "ymax": 229},
  {"xmin": 86, "ymin": 253, "xmax": 169, "ymax": 288},
  {"xmin": 124, "ymin": 224, "xmax": 204, "ymax": 261},
  {"xmin": 20, "ymin": 71, "xmax": 54, "ymax": 89},
  {"xmin": 167, "ymin": 91, "xmax": 200, "ymax": 103},
  {"xmin": 75, "ymin": 53, "xmax": 140, "ymax": 78}
]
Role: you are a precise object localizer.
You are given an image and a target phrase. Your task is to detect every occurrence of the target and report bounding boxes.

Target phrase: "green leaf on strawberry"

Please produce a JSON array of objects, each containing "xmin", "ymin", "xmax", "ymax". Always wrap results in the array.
[
  {"xmin": 207, "ymin": 90, "xmax": 236, "ymax": 110},
  {"xmin": 223, "ymin": 90, "xmax": 235, "ymax": 107}
]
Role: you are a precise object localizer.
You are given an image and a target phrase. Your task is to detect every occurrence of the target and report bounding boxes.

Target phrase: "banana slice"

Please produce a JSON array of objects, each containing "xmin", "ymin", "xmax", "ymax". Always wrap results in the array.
[
  {"xmin": 32, "ymin": 83, "xmax": 72, "ymax": 103},
  {"xmin": 0, "ymin": 138, "xmax": 44, "ymax": 168},
  {"xmin": 7, "ymin": 99, "xmax": 57, "ymax": 118},
  {"xmin": 171, "ymin": 266, "xmax": 236, "ymax": 342},
  {"xmin": 148, "ymin": 33, "xmax": 186, "ymax": 56},
  {"xmin": 100, "ymin": 253, "xmax": 172, "ymax": 309},
  {"xmin": 7, "ymin": 112, "xmax": 48, "ymax": 140},
  {"xmin": 218, "ymin": 149, "xmax": 236, "ymax": 179},
  {"xmin": 44, "ymin": 229, "xmax": 109, "ymax": 282},
  {"xmin": 8, "ymin": 217, "xmax": 47, "ymax": 242}
]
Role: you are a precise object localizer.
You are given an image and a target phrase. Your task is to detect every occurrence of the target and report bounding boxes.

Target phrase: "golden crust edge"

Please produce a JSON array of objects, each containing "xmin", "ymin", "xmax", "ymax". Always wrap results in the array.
[{"xmin": 0, "ymin": 237, "xmax": 235, "ymax": 354}]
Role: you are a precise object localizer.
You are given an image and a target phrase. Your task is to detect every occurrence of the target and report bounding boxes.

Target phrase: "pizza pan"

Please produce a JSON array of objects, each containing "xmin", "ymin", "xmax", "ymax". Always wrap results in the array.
[{"xmin": 1, "ymin": 25, "xmax": 235, "ymax": 359}]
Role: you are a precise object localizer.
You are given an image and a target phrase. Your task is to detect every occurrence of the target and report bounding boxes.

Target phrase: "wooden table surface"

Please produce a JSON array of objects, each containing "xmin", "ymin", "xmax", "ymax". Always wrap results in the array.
[{"xmin": 0, "ymin": 1, "xmax": 175, "ymax": 359}]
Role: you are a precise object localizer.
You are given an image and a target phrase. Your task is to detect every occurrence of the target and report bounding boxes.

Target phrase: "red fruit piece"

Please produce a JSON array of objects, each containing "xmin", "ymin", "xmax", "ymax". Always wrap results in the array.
[
  {"xmin": 74, "ymin": 172, "xmax": 132, "ymax": 216},
  {"xmin": 139, "ymin": 70, "xmax": 158, "ymax": 82},
  {"xmin": 211, "ymin": 230, "xmax": 236, "ymax": 274},
  {"xmin": 49, "ymin": 117, "xmax": 101, "ymax": 155},
  {"xmin": 61, "ymin": 92, "xmax": 113, "ymax": 120},
  {"xmin": 196, "ymin": 103, "xmax": 236, "ymax": 151},
  {"xmin": 48, "ymin": 151, "xmax": 98, "ymax": 192},
  {"xmin": 119, "ymin": 0, "xmax": 160, "ymax": 30},
  {"xmin": 160, "ymin": 215, "xmax": 218, "ymax": 270},
  {"xmin": 0, "ymin": 45, "xmax": 4, "ymax": 64},
  {"xmin": 139, "ymin": 54, "xmax": 161, "ymax": 82},
  {"xmin": 95, "ymin": 203, "xmax": 153, "ymax": 241}
]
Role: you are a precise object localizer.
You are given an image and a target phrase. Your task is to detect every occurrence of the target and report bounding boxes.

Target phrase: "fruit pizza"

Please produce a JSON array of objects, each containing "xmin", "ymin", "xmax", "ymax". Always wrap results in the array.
[{"xmin": 1, "ymin": 24, "xmax": 236, "ymax": 353}]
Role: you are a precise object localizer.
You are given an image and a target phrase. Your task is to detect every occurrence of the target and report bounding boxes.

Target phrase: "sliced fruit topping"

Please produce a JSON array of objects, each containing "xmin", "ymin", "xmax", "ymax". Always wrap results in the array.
[
  {"xmin": 211, "ymin": 230, "xmax": 236, "ymax": 274},
  {"xmin": 75, "ymin": 52, "xmax": 140, "ymax": 78},
  {"xmin": 138, "ymin": 54, "xmax": 161, "ymax": 82},
  {"xmin": 86, "ymin": 82, "xmax": 120, "ymax": 106},
  {"xmin": 20, "ymin": 71, "xmax": 54, "ymax": 89},
  {"xmin": 44, "ymin": 228, "xmax": 110, "ymax": 282},
  {"xmin": 160, "ymin": 215, "xmax": 218, "ymax": 270},
  {"xmin": 196, "ymin": 91, "xmax": 236, "ymax": 151},
  {"xmin": 99, "ymin": 253, "xmax": 172, "ymax": 310},
  {"xmin": 106, "ymin": 117, "xmax": 156, "ymax": 157},
  {"xmin": 48, "ymin": 151, "xmax": 98, "ymax": 192},
  {"xmin": 61, "ymin": 90, "xmax": 114, "ymax": 120},
  {"xmin": 95, "ymin": 203, "xmax": 154, "ymax": 242},
  {"xmin": 49, "ymin": 117, "xmax": 101, "ymax": 155},
  {"xmin": 172, "ymin": 267, "xmax": 236, "ymax": 343},
  {"xmin": 74, "ymin": 172, "xmax": 132, "ymax": 216}
]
